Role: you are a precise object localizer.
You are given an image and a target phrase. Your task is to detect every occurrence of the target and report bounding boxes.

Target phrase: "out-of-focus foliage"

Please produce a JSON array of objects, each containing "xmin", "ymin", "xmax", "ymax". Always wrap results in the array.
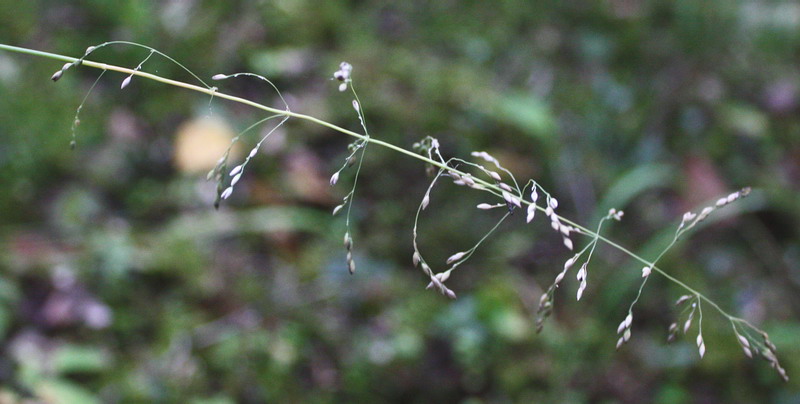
[{"xmin": 0, "ymin": 0, "xmax": 798, "ymax": 402}]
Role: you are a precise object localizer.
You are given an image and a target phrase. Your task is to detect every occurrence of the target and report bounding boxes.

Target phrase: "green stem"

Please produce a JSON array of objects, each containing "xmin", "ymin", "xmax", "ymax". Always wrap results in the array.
[{"xmin": 0, "ymin": 42, "xmax": 734, "ymax": 321}]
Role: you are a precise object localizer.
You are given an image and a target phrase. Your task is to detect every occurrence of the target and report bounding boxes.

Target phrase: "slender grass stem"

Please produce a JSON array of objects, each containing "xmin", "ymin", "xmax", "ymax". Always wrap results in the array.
[{"xmin": 0, "ymin": 43, "xmax": 743, "ymax": 322}]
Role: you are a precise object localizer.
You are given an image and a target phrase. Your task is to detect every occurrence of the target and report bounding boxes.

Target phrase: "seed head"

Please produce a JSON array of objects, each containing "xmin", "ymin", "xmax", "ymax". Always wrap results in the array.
[
  {"xmin": 421, "ymin": 193, "xmax": 430, "ymax": 210},
  {"xmin": 762, "ymin": 347, "xmax": 778, "ymax": 362},
  {"xmin": 667, "ymin": 322, "xmax": 679, "ymax": 343},
  {"xmin": 675, "ymin": 295, "xmax": 692, "ymax": 306},
  {"xmin": 446, "ymin": 251, "xmax": 467, "ymax": 265},
  {"xmin": 697, "ymin": 206, "xmax": 714, "ymax": 221},
  {"xmin": 502, "ymin": 191, "xmax": 521, "ymax": 208},
  {"xmin": 683, "ymin": 317, "xmax": 693, "ymax": 334},
  {"xmin": 428, "ymin": 274, "xmax": 443, "ymax": 290},
  {"xmin": 680, "ymin": 212, "xmax": 697, "ymax": 229},
  {"xmin": 435, "ymin": 271, "xmax": 451, "ymax": 283},
  {"xmin": 333, "ymin": 62, "xmax": 352, "ymax": 81},
  {"xmin": 526, "ymin": 204, "xmax": 536, "ymax": 223},
  {"xmin": 576, "ymin": 279, "xmax": 587, "ymax": 300},
  {"xmin": 220, "ymin": 186, "xmax": 233, "ymax": 200},
  {"xmin": 624, "ymin": 313, "xmax": 633, "ymax": 329},
  {"xmin": 538, "ymin": 293, "xmax": 549, "ymax": 307},
  {"xmin": 420, "ymin": 262, "xmax": 432, "ymax": 276},
  {"xmin": 564, "ymin": 255, "xmax": 578, "ymax": 271},
  {"xmin": 761, "ymin": 332, "xmax": 777, "ymax": 352},
  {"xmin": 120, "ymin": 75, "xmax": 133, "ymax": 89},
  {"xmin": 737, "ymin": 335, "xmax": 750, "ymax": 348},
  {"xmin": 475, "ymin": 151, "xmax": 500, "ymax": 167}
]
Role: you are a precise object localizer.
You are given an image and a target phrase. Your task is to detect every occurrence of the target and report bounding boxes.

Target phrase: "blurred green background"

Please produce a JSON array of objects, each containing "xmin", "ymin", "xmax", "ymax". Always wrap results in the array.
[{"xmin": 0, "ymin": 1, "xmax": 798, "ymax": 403}]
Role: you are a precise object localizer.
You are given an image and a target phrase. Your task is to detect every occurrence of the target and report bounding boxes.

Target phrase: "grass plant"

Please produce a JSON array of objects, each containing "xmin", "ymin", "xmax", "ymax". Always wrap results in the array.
[{"xmin": 0, "ymin": 41, "xmax": 787, "ymax": 381}]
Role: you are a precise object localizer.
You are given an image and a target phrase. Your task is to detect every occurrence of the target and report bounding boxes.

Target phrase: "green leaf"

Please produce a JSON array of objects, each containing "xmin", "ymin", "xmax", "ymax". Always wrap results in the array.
[
  {"xmin": 36, "ymin": 379, "xmax": 100, "ymax": 404},
  {"xmin": 491, "ymin": 92, "xmax": 556, "ymax": 140},
  {"xmin": 52, "ymin": 345, "xmax": 109, "ymax": 374},
  {"xmin": 597, "ymin": 163, "xmax": 674, "ymax": 218}
]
